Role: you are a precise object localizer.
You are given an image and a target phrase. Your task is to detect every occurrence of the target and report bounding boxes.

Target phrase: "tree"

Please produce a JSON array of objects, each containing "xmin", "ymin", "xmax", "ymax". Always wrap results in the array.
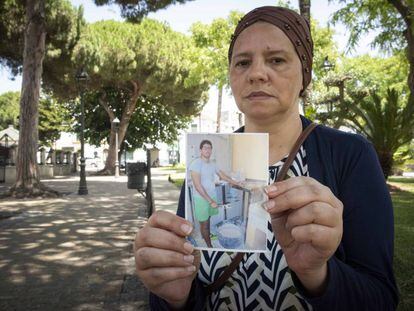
[
  {"xmin": 329, "ymin": 0, "xmax": 414, "ymax": 114},
  {"xmin": 190, "ymin": 12, "xmax": 242, "ymax": 133},
  {"xmin": 0, "ymin": 91, "xmax": 20, "ymax": 129},
  {"xmin": 14, "ymin": 0, "xmax": 48, "ymax": 197},
  {"xmin": 0, "ymin": 0, "xmax": 83, "ymax": 197},
  {"xmin": 79, "ymin": 88, "xmax": 194, "ymax": 152},
  {"xmin": 335, "ymin": 88, "xmax": 414, "ymax": 179},
  {"xmin": 38, "ymin": 95, "xmax": 71, "ymax": 146},
  {"xmin": 93, "ymin": 0, "xmax": 194, "ymax": 22},
  {"xmin": 0, "ymin": 0, "xmax": 194, "ymax": 195},
  {"xmin": 299, "ymin": 0, "xmax": 311, "ymax": 27},
  {"xmin": 0, "ymin": 91, "xmax": 71, "ymax": 146},
  {"xmin": 311, "ymin": 53, "xmax": 408, "ymax": 128},
  {"xmin": 71, "ymin": 19, "xmax": 209, "ymax": 174}
]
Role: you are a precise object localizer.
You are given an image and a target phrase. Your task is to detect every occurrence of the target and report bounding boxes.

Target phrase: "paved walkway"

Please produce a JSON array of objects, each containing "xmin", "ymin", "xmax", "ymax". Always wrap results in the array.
[
  {"xmin": 0, "ymin": 168, "xmax": 181, "ymax": 311},
  {"xmin": 151, "ymin": 168, "xmax": 181, "ymax": 215}
]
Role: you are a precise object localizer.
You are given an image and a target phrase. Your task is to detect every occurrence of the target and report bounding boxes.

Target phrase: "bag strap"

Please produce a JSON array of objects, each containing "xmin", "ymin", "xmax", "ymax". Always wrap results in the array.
[
  {"xmin": 205, "ymin": 122, "xmax": 318, "ymax": 295},
  {"xmin": 276, "ymin": 122, "xmax": 318, "ymax": 182}
]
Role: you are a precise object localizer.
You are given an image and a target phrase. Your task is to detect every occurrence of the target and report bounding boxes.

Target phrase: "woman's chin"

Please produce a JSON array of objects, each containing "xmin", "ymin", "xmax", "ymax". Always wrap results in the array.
[{"xmin": 244, "ymin": 107, "xmax": 280, "ymax": 121}]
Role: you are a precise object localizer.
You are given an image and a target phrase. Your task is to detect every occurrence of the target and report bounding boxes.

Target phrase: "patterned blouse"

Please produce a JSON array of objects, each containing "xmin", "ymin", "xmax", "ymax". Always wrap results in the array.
[{"xmin": 198, "ymin": 146, "xmax": 312, "ymax": 311}]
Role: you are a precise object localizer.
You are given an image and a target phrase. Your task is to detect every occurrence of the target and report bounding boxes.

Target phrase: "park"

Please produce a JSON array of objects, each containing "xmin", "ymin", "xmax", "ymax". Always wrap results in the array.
[{"xmin": 0, "ymin": 0, "xmax": 413, "ymax": 310}]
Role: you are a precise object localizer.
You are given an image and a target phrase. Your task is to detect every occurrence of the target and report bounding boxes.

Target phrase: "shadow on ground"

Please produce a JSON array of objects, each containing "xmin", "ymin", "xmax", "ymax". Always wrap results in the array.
[{"xmin": 0, "ymin": 176, "xmax": 149, "ymax": 310}]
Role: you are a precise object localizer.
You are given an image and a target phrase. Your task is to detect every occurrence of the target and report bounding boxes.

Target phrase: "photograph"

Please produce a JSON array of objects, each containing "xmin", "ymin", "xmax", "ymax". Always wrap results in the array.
[{"xmin": 185, "ymin": 133, "xmax": 269, "ymax": 252}]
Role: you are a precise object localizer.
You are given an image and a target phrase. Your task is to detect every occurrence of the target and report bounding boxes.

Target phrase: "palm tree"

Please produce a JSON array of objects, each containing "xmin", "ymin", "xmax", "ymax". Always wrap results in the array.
[{"xmin": 338, "ymin": 88, "xmax": 414, "ymax": 179}]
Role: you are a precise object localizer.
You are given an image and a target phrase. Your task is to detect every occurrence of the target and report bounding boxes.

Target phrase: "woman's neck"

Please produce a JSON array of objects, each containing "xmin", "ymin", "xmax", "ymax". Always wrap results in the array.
[{"xmin": 244, "ymin": 112, "xmax": 303, "ymax": 165}]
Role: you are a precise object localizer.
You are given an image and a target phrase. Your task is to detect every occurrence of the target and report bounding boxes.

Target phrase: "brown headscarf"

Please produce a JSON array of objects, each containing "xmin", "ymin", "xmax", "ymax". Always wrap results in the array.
[{"xmin": 228, "ymin": 6, "xmax": 313, "ymax": 95}]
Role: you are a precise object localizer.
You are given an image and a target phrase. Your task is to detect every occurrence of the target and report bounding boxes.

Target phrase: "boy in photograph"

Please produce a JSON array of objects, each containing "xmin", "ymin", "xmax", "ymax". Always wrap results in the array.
[{"xmin": 189, "ymin": 139, "xmax": 240, "ymax": 247}]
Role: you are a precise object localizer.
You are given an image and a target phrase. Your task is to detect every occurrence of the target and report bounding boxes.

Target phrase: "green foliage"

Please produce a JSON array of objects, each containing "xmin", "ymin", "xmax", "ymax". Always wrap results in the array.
[
  {"xmin": 76, "ymin": 87, "xmax": 192, "ymax": 149},
  {"xmin": 340, "ymin": 53, "xmax": 409, "ymax": 96},
  {"xmin": 68, "ymin": 18, "xmax": 209, "ymax": 171},
  {"xmin": 336, "ymin": 88, "xmax": 414, "ymax": 178},
  {"xmin": 72, "ymin": 19, "xmax": 209, "ymax": 105},
  {"xmin": 0, "ymin": 91, "xmax": 70, "ymax": 146},
  {"xmin": 190, "ymin": 11, "xmax": 242, "ymax": 89},
  {"xmin": 38, "ymin": 95, "xmax": 71, "ymax": 146},
  {"xmin": 310, "ymin": 52, "xmax": 408, "ymax": 127},
  {"xmin": 310, "ymin": 51, "xmax": 413, "ymax": 178},
  {"xmin": 42, "ymin": 1, "xmax": 86, "ymax": 97},
  {"xmin": 329, "ymin": 0, "xmax": 405, "ymax": 52},
  {"xmin": 345, "ymin": 89, "xmax": 412, "ymax": 151},
  {"xmin": 310, "ymin": 19, "xmax": 340, "ymax": 82},
  {"xmin": 0, "ymin": 91, "xmax": 20, "ymax": 129},
  {"xmin": 0, "ymin": 0, "xmax": 84, "ymax": 82},
  {"xmin": 93, "ymin": 0, "xmax": 194, "ymax": 22}
]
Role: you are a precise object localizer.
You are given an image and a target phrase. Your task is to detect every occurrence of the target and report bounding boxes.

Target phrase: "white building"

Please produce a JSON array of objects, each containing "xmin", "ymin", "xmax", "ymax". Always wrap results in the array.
[{"xmin": 177, "ymin": 86, "xmax": 243, "ymax": 165}]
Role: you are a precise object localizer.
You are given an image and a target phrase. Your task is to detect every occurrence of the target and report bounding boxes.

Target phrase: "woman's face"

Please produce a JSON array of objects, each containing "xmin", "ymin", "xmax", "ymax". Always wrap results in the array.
[{"xmin": 229, "ymin": 22, "xmax": 303, "ymax": 121}]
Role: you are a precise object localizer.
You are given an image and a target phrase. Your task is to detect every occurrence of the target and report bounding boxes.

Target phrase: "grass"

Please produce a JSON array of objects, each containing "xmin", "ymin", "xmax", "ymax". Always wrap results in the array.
[
  {"xmin": 388, "ymin": 177, "xmax": 414, "ymax": 310},
  {"xmin": 162, "ymin": 164, "xmax": 185, "ymax": 188},
  {"xmin": 158, "ymin": 163, "xmax": 185, "ymax": 173},
  {"xmin": 169, "ymin": 176, "xmax": 184, "ymax": 188},
  {"xmin": 166, "ymin": 174, "xmax": 414, "ymax": 309}
]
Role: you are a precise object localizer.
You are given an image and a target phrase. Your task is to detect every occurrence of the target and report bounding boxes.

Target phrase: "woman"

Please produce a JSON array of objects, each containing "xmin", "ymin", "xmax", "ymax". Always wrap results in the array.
[{"xmin": 134, "ymin": 6, "xmax": 398, "ymax": 310}]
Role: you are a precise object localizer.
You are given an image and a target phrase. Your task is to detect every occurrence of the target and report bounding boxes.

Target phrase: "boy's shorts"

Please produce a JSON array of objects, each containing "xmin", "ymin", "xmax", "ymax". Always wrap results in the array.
[{"xmin": 194, "ymin": 195, "xmax": 218, "ymax": 222}]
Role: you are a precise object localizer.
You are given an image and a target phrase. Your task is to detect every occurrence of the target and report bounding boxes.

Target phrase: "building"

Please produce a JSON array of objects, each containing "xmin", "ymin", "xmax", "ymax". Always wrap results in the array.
[{"xmin": 0, "ymin": 126, "xmax": 108, "ymax": 183}]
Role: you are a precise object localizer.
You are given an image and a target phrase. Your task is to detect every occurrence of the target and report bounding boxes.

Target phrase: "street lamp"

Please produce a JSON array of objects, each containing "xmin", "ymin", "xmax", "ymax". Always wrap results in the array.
[
  {"xmin": 112, "ymin": 117, "xmax": 120, "ymax": 178},
  {"xmin": 322, "ymin": 56, "xmax": 334, "ymax": 72},
  {"xmin": 76, "ymin": 68, "xmax": 89, "ymax": 195}
]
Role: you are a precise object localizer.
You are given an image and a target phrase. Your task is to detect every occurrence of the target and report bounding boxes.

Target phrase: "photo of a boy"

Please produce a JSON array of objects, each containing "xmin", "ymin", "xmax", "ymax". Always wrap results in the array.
[{"xmin": 189, "ymin": 139, "xmax": 240, "ymax": 247}]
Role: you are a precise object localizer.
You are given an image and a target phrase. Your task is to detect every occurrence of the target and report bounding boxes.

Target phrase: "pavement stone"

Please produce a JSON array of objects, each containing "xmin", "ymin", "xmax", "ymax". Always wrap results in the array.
[{"xmin": 0, "ymin": 169, "xmax": 181, "ymax": 311}]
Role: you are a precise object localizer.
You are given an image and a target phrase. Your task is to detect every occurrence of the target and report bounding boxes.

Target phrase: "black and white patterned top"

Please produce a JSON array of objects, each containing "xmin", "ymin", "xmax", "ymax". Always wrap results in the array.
[{"xmin": 198, "ymin": 145, "xmax": 312, "ymax": 311}]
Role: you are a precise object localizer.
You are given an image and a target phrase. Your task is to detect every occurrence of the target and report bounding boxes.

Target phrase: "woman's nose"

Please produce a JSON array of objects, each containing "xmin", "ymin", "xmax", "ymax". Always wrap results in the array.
[{"xmin": 247, "ymin": 60, "xmax": 268, "ymax": 83}]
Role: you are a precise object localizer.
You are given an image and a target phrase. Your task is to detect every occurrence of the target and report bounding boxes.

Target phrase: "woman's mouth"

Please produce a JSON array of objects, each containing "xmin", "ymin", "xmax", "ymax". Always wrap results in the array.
[{"xmin": 246, "ymin": 91, "xmax": 274, "ymax": 100}]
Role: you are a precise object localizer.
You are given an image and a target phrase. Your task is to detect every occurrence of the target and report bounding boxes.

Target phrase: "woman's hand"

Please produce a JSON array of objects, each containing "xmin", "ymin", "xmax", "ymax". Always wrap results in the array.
[
  {"xmin": 264, "ymin": 176, "xmax": 343, "ymax": 295},
  {"xmin": 134, "ymin": 211, "xmax": 200, "ymax": 308},
  {"xmin": 210, "ymin": 200, "xmax": 218, "ymax": 208}
]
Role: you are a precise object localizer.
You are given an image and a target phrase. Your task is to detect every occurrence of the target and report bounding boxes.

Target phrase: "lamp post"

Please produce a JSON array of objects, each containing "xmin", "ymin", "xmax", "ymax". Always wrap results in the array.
[
  {"xmin": 76, "ymin": 68, "xmax": 89, "ymax": 195},
  {"xmin": 322, "ymin": 56, "xmax": 334, "ymax": 72},
  {"xmin": 112, "ymin": 117, "xmax": 120, "ymax": 178},
  {"xmin": 321, "ymin": 56, "xmax": 335, "ymax": 112}
]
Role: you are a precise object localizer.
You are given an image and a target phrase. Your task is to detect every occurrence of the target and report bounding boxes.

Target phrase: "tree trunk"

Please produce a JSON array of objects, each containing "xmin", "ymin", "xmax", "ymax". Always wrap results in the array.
[
  {"xmin": 216, "ymin": 86, "xmax": 223, "ymax": 133},
  {"xmin": 8, "ymin": 1, "xmax": 57, "ymax": 198},
  {"xmin": 377, "ymin": 150, "xmax": 393, "ymax": 180},
  {"xmin": 99, "ymin": 81, "xmax": 141, "ymax": 175},
  {"xmin": 388, "ymin": 0, "xmax": 414, "ymax": 112},
  {"xmin": 299, "ymin": 0, "xmax": 311, "ymax": 26}
]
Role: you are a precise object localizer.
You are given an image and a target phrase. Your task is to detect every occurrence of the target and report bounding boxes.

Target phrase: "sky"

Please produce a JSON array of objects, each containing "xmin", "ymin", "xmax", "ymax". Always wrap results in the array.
[{"xmin": 0, "ymin": 0, "xmax": 378, "ymax": 95}]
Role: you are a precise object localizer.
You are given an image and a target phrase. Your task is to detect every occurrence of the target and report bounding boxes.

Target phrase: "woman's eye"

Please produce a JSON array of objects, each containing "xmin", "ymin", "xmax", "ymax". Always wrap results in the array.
[
  {"xmin": 235, "ymin": 60, "xmax": 250, "ymax": 67},
  {"xmin": 270, "ymin": 58, "xmax": 284, "ymax": 64}
]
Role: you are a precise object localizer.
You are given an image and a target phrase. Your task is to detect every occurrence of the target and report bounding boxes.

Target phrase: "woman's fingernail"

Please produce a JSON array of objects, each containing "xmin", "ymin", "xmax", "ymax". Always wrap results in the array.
[
  {"xmin": 186, "ymin": 265, "xmax": 196, "ymax": 272},
  {"xmin": 183, "ymin": 255, "xmax": 194, "ymax": 263},
  {"xmin": 183, "ymin": 242, "xmax": 194, "ymax": 254},
  {"xmin": 265, "ymin": 185, "xmax": 277, "ymax": 194},
  {"xmin": 181, "ymin": 223, "xmax": 192, "ymax": 235},
  {"xmin": 262, "ymin": 200, "xmax": 275, "ymax": 210}
]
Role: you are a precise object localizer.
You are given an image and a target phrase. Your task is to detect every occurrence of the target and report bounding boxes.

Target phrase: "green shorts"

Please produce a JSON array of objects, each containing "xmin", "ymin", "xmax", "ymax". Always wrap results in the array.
[{"xmin": 194, "ymin": 195, "xmax": 218, "ymax": 222}]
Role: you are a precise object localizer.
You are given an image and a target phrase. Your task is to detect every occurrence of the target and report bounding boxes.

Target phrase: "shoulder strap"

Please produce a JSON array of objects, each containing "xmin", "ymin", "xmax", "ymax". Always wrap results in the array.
[
  {"xmin": 205, "ymin": 122, "xmax": 318, "ymax": 296},
  {"xmin": 276, "ymin": 122, "xmax": 318, "ymax": 182}
]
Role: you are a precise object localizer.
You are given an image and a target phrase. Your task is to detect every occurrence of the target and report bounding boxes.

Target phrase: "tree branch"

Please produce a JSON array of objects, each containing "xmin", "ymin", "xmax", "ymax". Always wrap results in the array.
[
  {"xmin": 98, "ymin": 91, "xmax": 115, "ymax": 121},
  {"xmin": 387, "ymin": 0, "xmax": 409, "ymax": 22}
]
